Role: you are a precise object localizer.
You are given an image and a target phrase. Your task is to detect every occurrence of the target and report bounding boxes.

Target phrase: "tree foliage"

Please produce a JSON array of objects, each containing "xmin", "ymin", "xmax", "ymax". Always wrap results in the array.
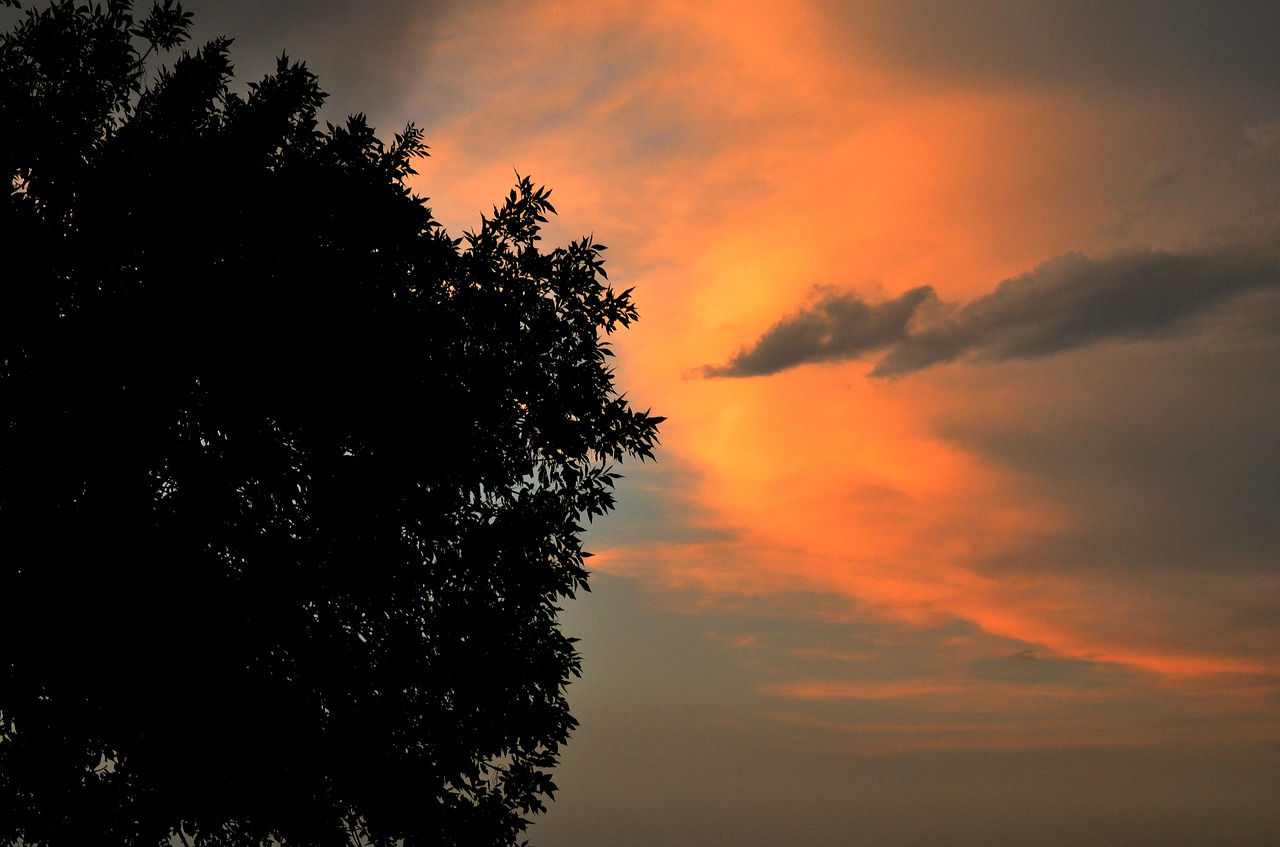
[{"xmin": 0, "ymin": 2, "xmax": 662, "ymax": 845}]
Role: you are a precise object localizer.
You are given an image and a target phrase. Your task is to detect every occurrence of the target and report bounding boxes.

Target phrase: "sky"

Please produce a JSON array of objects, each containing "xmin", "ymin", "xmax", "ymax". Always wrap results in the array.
[{"xmin": 177, "ymin": 2, "xmax": 1280, "ymax": 844}]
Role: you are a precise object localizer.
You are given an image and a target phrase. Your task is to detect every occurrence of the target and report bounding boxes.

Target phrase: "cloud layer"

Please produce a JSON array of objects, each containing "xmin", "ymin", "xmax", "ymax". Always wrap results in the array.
[
  {"xmin": 182, "ymin": 0, "xmax": 457, "ymax": 129},
  {"xmin": 823, "ymin": 0, "xmax": 1280, "ymax": 105},
  {"xmin": 706, "ymin": 244, "xmax": 1280, "ymax": 378}
]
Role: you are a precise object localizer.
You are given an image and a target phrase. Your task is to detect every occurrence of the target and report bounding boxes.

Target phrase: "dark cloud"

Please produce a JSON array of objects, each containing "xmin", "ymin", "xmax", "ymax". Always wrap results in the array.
[
  {"xmin": 0, "ymin": 2, "xmax": 458, "ymax": 129},
  {"xmin": 705, "ymin": 244, "xmax": 1280, "ymax": 379},
  {"xmin": 878, "ymin": 246, "xmax": 1280, "ymax": 375},
  {"xmin": 701, "ymin": 286, "xmax": 936, "ymax": 377},
  {"xmin": 180, "ymin": 1, "xmax": 458, "ymax": 130},
  {"xmin": 822, "ymin": 0, "xmax": 1280, "ymax": 104}
]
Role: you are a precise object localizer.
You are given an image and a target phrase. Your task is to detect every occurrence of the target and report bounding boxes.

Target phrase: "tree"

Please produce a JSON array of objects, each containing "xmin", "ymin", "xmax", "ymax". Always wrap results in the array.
[{"xmin": 0, "ymin": 2, "xmax": 662, "ymax": 845}]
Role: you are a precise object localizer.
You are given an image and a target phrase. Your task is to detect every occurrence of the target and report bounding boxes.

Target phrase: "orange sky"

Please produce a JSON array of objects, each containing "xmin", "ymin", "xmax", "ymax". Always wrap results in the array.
[
  {"xmin": 396, "ymin": 0, "xmax": 1280, "ymax": 812},
  {"xmin": 185, "ymin": 0, "xmax": 1280, "ymax": 842},
  {"xmin": 411, "ymin": 0, "xmax": 1280, "ymax": 663}
]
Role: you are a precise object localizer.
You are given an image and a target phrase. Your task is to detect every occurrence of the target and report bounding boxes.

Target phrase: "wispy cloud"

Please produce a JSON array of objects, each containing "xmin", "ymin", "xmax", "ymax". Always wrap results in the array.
[{"xmin": 705, "ymin": 243, "xmax": 1280, "ymax": 378}]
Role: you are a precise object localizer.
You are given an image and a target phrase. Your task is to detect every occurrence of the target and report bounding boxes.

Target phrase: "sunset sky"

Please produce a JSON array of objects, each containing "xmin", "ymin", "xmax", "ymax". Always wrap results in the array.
[{"xmin": 183, "ymin": 2, "xmax": 1280, "ymax": 844}]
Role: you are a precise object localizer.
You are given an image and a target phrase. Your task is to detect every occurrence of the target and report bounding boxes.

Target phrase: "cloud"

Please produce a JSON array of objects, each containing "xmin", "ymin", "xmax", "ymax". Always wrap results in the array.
[
  {"xmin": 701, "ymin": 286, "xmax": 936, "ymax": 377},
  {"xmin": 181, "ymin": 0, "xmax": 459, "ymax": 128},
  {"xmin": 821, "ymin": 0, "xmax": 1280, "ymax": 101},
  {"xmin": 705, "ymin": 243, "xmax": 1280, "ymax": 378}
]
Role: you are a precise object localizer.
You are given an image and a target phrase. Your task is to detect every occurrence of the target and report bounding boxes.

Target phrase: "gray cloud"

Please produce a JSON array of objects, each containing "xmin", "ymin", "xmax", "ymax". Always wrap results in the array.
[
  {"xmin": 822, "ymin": 1, "xmax": 1280, "ymax": 103},
  {"xmin": 706, "ymin": 244, "xmax": 1280, "ymax": 379},
  {"xmin": 702, "ymin": 286, "xmax": 936, "ymax": 377},
  {"xmin": 0, "ymin": 2, "xmax": 459, "ymax": 132},
  {"xmin": 180, "ymin": 1, "xmax": 458, "ymax": 130}
]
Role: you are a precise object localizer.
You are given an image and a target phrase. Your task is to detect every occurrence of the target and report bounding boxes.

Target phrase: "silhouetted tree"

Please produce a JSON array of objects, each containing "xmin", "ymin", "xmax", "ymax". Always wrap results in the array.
[{"xmin": 0, "ymin": 3, "xmax": 662, "ymax": 845}]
